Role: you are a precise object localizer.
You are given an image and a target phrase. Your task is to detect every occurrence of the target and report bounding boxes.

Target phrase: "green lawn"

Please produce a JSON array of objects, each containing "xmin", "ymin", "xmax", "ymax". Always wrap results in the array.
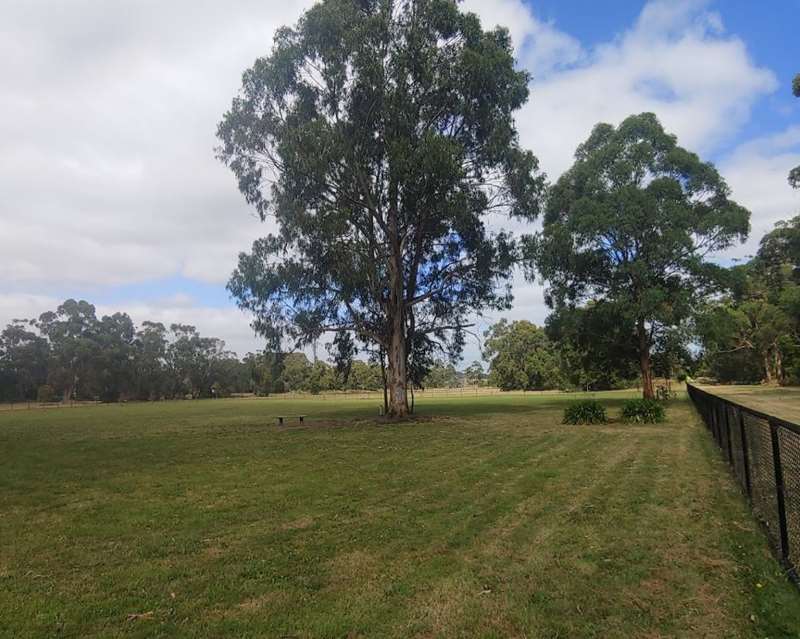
[{"xmin": 1, "ymin": 392, "xmax": 799, "ymax": 638}]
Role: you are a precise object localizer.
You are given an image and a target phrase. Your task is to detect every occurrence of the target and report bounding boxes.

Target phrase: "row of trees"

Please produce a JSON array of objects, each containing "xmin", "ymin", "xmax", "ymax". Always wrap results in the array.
[
  {"xmin": 482, "ymin": 317, "xmax": 681, "ymax": 392},
  {"xmin": 252, "ymin": 351, "xmax": 463, "ymax": 395},
  {"xmin": 217, "ymin": 0, "xmax": 795, "ymax": 411},
  {"xmin": 0, "ymin": 300, "xmax": 250, "ymax": 402},
  {"xmin": 0, "ymin": 299, "xmax": 471, "ymax": 403},
  {"xmin": 697, "ymin": 74, "xmax": 800, "ymax": 384}
]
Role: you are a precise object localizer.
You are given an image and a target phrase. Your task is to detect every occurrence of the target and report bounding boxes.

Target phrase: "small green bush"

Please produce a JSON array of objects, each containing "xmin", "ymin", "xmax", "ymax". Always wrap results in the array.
[
  {"xmin": 563, "ymin": 400, "xmax": 607, "ymax": 425},
  {"xmin": 621, "ymin": 398, "xmax": 665, "ymax": 423}
]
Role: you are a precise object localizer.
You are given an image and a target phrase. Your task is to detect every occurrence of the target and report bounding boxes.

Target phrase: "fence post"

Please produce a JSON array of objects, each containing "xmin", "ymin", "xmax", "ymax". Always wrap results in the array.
[
  {"xmin": 739, "ymin": 407, "xmax": 752, "ymax": 498},
  {"xmin": 707, "ymin": 398, "xmax": 714, "ymax": 433},
  {"xmin": 725, "ymin": 403, "xmax": 734, "ymax": 462},
  {"xmin": 769, "ymin": 419, "xmax": 791, "ymax": 561},
  {"xmin": 711, "ymin": 403, "xmax": 719, "ymax": 445}
]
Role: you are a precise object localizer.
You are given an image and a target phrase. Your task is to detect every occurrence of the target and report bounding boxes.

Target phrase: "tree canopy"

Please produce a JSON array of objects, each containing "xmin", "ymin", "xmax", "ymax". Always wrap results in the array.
[
  {"xmin": 217, "ymin": 0, "xmax": 544, "ymax": 416},
  {"xmin": 543, "ymin": 304, "xmax": 640, "ymax": 391},
  {"xmin": 530, "ymin": 112, "xmax": 750, "ymax": 398},
  {"xmin": 483, "ymin": 319, "xmax": 563, "ymax": 391},
  {"xmin": 697, "ymin": 216, "xmax": 800, "ymax": 385}
]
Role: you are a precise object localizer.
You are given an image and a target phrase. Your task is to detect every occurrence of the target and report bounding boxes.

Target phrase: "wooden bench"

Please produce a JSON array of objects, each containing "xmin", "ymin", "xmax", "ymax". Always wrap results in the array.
[{"xmin": 277, "ymin": 415, "xmax": 306, "ymax": 425}]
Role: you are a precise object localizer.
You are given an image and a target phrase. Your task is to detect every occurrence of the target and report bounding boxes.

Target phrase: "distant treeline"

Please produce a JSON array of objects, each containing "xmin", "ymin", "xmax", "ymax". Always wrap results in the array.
[{"xmin": 0, "ymin": 299, "xmax": 465, "ymax": 403}]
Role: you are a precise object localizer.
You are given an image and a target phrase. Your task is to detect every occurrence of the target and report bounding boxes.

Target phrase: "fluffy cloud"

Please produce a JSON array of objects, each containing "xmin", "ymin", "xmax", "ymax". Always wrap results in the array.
[
  {"xmin": 0, "ymin": 0, "xmax": 312, "ymax": 288},
  {"xmin": 515, "ymin": 0, "xmax": 775, "ymax": 178},
  {"xmin": 463, "ymin": 0, "xmax": 584, "ymax": 77},
  {"xmin": 721, "ymin": 126, "xmax": 800, "ymax": 258}
]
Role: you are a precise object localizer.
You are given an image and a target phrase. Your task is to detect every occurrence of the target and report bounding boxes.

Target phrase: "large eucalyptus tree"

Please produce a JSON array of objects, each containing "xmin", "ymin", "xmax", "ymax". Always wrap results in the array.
[{"xmin": 217, "ymin": 0, "xmax": 544, "ymax": 416}]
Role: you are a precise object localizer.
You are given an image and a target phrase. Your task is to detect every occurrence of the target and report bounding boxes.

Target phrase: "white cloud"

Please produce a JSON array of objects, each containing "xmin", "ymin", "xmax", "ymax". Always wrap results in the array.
[
  {"xmin": 0, "ymin": 0, "xmax": 310, "ymax": 288},
  {"xmin": 0, "ymin": 294, "xmax": 62, "ymax": 326},
  {"xmin": 463, "ymin": 0, "xmax": 584, "ymax": 77},
  {"xmin": 514, "ymin": 0, "xmax": 777, "ymax": 178},
  {"xmin": 720, "ymin": 126, "xmax": 800, "ymax": 258}
]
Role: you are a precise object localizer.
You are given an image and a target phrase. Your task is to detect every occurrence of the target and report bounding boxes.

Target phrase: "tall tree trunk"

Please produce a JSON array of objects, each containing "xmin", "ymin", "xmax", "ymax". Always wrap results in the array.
[
  {"xmin": 637, "ymin": 318, "xmax": 655, "ymax": 400},
  {"xmin": 385, "ymin": 193, "xmax": 408, "ymax": 418},
  {"xmin": 764, "ymin": 352, "xmax": 773, "ymax": 384},
  {"xmin": 379, "ymin": 347, "xmax": 388, "ymax": 415},
  {"xmin": 63, "ymin": 372, "xmax": 78, "ymax": 403},
  {"xmin": 775, "ymin": 347, "xmax": 784, "ymax": 385},
  {"xmin": 386, "ymin": 314, "xmax": 408, "ymax": 417}
]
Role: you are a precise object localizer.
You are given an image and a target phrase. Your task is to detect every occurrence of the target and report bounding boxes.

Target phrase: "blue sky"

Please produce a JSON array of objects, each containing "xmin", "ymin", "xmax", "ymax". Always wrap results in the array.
[
  {"xmin": 514, "ymin": 0, "xmax": 800, "ymax": 156},
  {"xmin": 1, "ymin": 0, "xmax": 799, "ymax": 362}
]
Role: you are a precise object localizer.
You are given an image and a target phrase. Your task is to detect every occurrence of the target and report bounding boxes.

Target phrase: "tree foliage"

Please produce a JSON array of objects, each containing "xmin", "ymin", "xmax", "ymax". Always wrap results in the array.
[
  {"xmin": 217, "ymin": 0, "xmax": 544, "ymax": 416},
  {"xmin": 421, "ymin": 360, "xmax": 460, "ymax": 388},
  {"xmin": 544, "ymin": 304, "xmax": 639, "ymax": 391},
  {"xmin": 530, "ymin": 113, "xmax": 750, "ymax": 398},
  {"xmin": 484, "ymin": 319, "xmax": 563, "ymax": 391},
  {"xmin": 463, "ymin": 360, "xmax": 485, "ymax": 386},
  {"xmin": 0, "ymin": 300, "xmax": 253, "ymax": 403},
  {"xmin": 0, "ymin": 320, "xmax": 48, "ymax": 402},
  {"xmin": 697, "ymin": 217, "xmax": 800, "ymax": 385}
]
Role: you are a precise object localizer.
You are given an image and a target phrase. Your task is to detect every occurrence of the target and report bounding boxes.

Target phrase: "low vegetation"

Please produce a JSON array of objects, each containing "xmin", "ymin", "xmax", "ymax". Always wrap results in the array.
[
  {"xmin": 2, "ymin": 391, "xmax": 799, "ymax": 637},
  {"xmin": 562, "ymin": 399, "xmax": 607, "ymax": 424},
  {"xmin": 621, "ymin": 398, "xmax": 666, "ymax": 423}
]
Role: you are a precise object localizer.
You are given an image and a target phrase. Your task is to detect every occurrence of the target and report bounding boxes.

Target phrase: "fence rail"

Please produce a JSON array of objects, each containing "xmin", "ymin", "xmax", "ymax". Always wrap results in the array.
[{"xmin": 687, "ymin": 383, "xmax": 800, "ymax": 587}]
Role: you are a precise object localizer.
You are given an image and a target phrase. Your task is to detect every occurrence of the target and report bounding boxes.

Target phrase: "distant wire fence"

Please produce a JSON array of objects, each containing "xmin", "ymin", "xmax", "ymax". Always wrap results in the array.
[
  {"xmin": 0, "ymin": 399, "xmax": 103, "ymax": 412},
  {"xmin": 687, "ymin": 383, "xmax": 800, "ymax": 587},
  {"xmin": 0, "ymin": 386, "xmax": 549, "ymax": 412},
  {"xmin": 258, "ymin": 386, "xmax": 556, "ymax": 402}
]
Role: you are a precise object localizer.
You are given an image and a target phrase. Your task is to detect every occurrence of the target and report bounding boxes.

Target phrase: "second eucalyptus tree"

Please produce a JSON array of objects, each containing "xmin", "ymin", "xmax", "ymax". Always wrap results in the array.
[
  {"xmin": 217, "ymin": 0, "xmax": 544, "ymax": 416},
  {"xmin": 531, "ymin": 113, "xmax": 750, "ymax": 399}
]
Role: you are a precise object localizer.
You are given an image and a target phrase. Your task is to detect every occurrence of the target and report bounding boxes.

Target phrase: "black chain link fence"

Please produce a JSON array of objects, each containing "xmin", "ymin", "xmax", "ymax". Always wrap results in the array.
[{"xmin": 687, "ymin": 383, "xmax": 800, "ymax": 587}]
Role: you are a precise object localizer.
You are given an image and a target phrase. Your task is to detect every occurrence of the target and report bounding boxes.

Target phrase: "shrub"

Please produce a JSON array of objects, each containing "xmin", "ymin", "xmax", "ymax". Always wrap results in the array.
[
  {"xmin": 37, "ymin": 384, "xmax": 55, "ymax": 403},
  {"xmin": 621, "ymin": 398, "xmax": 665, "ymax": 423},
  {"xmin": 563, "ymin": 400, "xmax": 607, "ymax": 425}
]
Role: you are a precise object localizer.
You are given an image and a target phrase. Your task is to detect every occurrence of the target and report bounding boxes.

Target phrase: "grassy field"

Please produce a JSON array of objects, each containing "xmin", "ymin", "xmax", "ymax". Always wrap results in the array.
[
  {"xmin": 2, "ymin": 392, "xmax": 799, "ymax": 638},
  {"xmin": 697, "ymin": 384, "xmax": 800, "ymax": 423}
]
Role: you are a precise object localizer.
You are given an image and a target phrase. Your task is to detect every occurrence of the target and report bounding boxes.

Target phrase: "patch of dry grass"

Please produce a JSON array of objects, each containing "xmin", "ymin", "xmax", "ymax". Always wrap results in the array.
[{"xmin": 701, "ymin": 384, "xmax": 800, "ymax": 422}]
